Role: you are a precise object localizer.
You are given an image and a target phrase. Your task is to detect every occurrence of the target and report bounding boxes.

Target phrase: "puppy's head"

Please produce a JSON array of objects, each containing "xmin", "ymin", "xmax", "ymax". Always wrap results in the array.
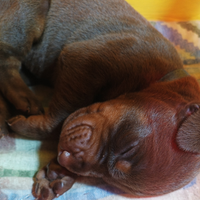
[{"xmin": 57, "ymin": 89, "xmax": 200, "ymax": 196}]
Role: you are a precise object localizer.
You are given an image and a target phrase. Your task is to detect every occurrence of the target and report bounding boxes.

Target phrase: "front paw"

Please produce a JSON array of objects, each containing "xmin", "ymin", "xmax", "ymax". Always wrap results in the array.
[
  {"xmin": 7, "ymin": 115, "xmax": 43, "ymax": 139},
  {"xmin": 2, "ymin": 85, "xmax": 44, "ymax": 115},
  {"xmin": 34, "ymin": 175, "xmax": 56, "ymax": 200},
  {"xmin": 1, "ymin": 77, "xmax": 44, "ymax": 115},
  {"xmin": 7, "ymin": 114, "xmax": 52, "ymax": 139},
  {"xmin": 7, "ymin": 115, "xmax": 28, "ymax": 134},
  {"xmin": 34, "ymin": 158, "xmax": 77, "ymax": 200}
]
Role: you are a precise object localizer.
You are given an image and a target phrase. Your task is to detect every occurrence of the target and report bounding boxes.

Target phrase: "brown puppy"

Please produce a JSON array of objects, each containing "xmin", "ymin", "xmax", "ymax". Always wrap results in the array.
[{"xmin": 1, "ymin": 0, "xmax": 200, "ymax": 200}]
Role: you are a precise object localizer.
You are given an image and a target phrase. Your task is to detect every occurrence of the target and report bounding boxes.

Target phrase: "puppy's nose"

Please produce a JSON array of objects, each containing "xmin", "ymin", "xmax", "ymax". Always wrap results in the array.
[{"xmin": 58, "ymin": 125, "xmax": 93, "ymax": 171}]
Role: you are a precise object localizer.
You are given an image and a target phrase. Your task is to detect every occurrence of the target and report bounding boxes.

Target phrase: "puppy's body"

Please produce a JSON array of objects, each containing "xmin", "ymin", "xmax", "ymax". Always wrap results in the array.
[
  {"xmin": 1, "ymin": 0, "xmax": 200, "ymax": 199},
  {"xmin": 24, "ymin": 0, "xmax": 181, "ymax": 81},
  {"xmin": 17, "ymin": 0, "xmax": 183, "ymax": 136}
]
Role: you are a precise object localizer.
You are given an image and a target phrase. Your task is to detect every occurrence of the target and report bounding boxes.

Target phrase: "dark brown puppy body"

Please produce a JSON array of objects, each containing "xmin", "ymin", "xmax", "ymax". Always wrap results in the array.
[{"xmin": 1, "ymin": 0, "xmax": 200, "ymax": 199}]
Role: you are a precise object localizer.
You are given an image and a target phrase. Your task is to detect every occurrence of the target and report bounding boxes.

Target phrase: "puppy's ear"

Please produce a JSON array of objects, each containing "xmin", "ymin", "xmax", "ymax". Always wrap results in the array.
[{"xmin": 176, "ymin": 103, "xmax": 200, "ymax": 153}]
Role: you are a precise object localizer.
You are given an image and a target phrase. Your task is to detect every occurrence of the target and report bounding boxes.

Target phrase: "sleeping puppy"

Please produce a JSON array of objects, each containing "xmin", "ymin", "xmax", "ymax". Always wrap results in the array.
[{"xmin": 1, "ymin": 0, "xmax": 200, "ymax": 199}]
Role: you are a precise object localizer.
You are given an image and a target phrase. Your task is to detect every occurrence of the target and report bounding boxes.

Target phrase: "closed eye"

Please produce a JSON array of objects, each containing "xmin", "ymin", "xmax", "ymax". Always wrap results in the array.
[{"xmin": 118, "ymin": 140, "xmax": 139, "ymax": 158}]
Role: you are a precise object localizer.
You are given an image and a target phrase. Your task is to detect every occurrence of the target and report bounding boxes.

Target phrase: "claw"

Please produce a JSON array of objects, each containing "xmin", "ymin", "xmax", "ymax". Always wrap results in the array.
[{"xmin": 6, "ymin": 115, "xmax": 25, "ymax": 126}]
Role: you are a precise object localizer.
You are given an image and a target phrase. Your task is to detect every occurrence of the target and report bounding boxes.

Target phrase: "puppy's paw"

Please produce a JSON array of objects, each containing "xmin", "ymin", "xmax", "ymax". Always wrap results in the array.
[
  {"xmin": 8, "ymin": 90, "xmax": 44, "ymax": 115},
  {"xmin": 34, "ymin": 158, "xmax": 77, "ymax": 200},
  {"xmin": 34, "ymin": 175, "xmax": 56, "ymax": 200},
  {"xmin": 7, "ymin": 115, "xmax": 27, "ymax": 132},
  {"xmin": 7, "ymin": 115, "xmax": 45, "ymax": 139}
]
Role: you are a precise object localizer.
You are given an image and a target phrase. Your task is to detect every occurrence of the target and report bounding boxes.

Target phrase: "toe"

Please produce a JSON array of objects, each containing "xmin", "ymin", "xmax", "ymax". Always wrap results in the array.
[
  {"xmin": 36, "ymin": 168, "xmax": 46, "ymax": 181},
  {"xmin": 34, "ymin": 179, "xmax": 56, "ymax": 200},
  {"xmin": 38, "ymin": 187, "xmax": 50, "ymax": 200},
  {"xmin": 6, "ymin": 115, "xmax": 26, "ymax": 133},
  {"xmin": 50, "ymin": 176, "xmax": 76, "ymax": 196},
  {"xmin": 7, "ymin": 115, "xmax": 26, "ymax": 125}
]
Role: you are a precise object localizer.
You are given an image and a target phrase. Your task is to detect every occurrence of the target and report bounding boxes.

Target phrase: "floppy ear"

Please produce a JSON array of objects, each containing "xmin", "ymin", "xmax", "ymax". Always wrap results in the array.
[{"xmin": 176, "ymin": 103, "xmax": 200, "ymax": 153}]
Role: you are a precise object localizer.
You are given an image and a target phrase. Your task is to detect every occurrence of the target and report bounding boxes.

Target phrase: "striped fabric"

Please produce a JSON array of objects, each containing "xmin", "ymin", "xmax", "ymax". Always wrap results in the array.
[
  {"xmin": 0, "ymin": 21, "xmax": 200, "ymax": 200},
  {"xmin": 152, "ymin": 21, "xmax": 200, "ymax": 83}
]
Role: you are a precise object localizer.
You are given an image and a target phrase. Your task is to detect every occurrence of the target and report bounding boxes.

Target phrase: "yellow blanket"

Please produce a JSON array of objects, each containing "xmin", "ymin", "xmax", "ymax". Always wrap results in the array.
[{"xmin": 126, "ymin": 0, "xmax": 200, "ymax": 21}]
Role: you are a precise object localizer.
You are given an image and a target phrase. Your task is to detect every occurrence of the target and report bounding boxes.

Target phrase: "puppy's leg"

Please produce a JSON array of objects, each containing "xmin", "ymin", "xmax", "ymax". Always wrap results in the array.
[
  {"xmin": 0, "ymin": 0, "xmax": 50, "ymax": 116},
  {"xmin": 0, "ymin": 57, "xmax": 43, "ymax": 115},
  {"xmin": 7, "ymin": 111, "xmax": 63, "ymax": 139},
  {"xmin": 7, "ymin": 41, "xmax": 108, "ymax": 139},
  {"xmin": 34, "ymin": 158, "xmax": 77, "ymax": 200}
]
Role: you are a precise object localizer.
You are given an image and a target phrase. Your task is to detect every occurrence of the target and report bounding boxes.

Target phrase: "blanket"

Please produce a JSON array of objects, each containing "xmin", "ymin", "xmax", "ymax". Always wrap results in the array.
[{"xmin": 0, "ymin": 21, "xmax": 200, "ymax": 200}]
